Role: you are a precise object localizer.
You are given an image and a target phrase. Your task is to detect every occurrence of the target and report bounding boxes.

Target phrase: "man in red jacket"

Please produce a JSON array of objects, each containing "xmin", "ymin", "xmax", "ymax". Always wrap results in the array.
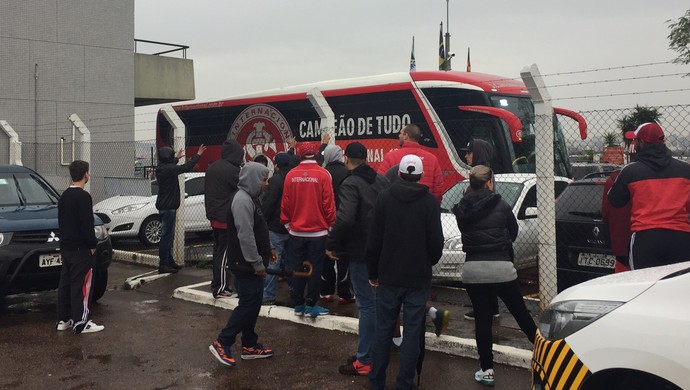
[
  {"xmin": 281, "ymin": 142, "xmax": 336, "ymax": 318},
  {"xmin": 608, "ymin": 122, "xmax": 690, "ymax": 269},
  {"xmin": 376, "ymin": 124, "xmax": 444, "ymax": 203}
]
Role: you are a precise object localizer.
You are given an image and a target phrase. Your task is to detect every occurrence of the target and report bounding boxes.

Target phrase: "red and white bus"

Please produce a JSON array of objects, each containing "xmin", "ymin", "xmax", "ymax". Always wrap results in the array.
[{"xmin": 156, "ymin": 71, "xmax": 586, "ymax": 192}]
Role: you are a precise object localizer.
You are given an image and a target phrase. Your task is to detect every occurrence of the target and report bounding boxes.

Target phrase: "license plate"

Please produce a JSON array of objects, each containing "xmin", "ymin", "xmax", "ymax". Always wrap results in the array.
[
  {"xmin": 39, "ymin": 254, "xmax": 62, "ymax": 268},
  {"xmin": 577, "ymin": 253, "xmax": 615, "ymax": 269}
]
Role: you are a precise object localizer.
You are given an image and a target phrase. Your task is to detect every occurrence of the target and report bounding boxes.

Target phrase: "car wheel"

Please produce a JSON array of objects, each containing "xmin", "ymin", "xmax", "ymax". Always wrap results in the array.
[
  {"xmin": 139, "ymin": 215, "xmax": 162, "ymax": 246},
  {"xmin": 91, "ymin": 268, "xmax": 108, "ymax": 303}
]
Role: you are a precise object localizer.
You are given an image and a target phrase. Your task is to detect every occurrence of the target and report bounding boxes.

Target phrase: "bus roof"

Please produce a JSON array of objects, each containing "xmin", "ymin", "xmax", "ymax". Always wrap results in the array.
[{"xmin": 174, "ymin": 71, "xmax": 529, "ymax": 111}]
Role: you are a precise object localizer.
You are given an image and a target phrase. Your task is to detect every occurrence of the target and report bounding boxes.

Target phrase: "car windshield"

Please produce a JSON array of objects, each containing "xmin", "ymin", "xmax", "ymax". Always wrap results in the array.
[
  {"xmin": 555, "ymin": 183, "xmax": 605, "ymax": 220},
  {"xmin": 441, "ymin": 181, "xmax": 523, "ymax": 212},
  {"xmin": 0, "ymin": 172, "xmax": 59, "ymax": 207}
]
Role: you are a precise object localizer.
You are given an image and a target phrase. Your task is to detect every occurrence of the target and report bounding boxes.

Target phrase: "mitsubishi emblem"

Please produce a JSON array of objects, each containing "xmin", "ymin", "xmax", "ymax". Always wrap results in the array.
[
  {"xmin": 47, "ymin": 231, "xmax": 60, "ymax": 243},
  {"xmin": 592, "ymin": 227, "xmax": 600, "ymax": 237}
]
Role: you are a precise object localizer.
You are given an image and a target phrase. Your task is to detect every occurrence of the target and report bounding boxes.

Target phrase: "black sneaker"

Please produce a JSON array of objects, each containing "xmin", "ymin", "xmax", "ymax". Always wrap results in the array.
[
  {"xmin": 158, "ymin": 266, "xmax": 178, "ymax": 274},
  {"xmin": 463, "ymin": 310, "xmax": 500, "ymax": 321}
]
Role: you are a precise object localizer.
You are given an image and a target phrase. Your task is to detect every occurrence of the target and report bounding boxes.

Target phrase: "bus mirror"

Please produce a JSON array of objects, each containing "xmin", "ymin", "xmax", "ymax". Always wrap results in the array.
[
  {"xmin": 458, "ymin": 105, "xmax": 523, "ymax": 142},
  {"xmin": 554, "ymin": 107, "xmax": 587, "ymax": 140}
]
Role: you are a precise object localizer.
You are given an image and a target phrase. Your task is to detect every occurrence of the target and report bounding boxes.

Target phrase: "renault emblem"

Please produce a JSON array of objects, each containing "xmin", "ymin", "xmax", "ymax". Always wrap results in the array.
[
  {"xmin": 592, "ymin": 227, "xmax": 600, "ymax": 237},
  {"xmin": 47, "ymin": 231, "xmax": 60, "ymax": 243}
]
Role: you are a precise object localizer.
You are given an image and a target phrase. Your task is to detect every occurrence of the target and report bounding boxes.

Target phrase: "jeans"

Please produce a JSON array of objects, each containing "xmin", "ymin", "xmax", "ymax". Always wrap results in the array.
[
  {"xmin": 466, "ymin": 280, "xmax": 537, "ymax": 370},
  {"xmin": 217, "ymin": 274, "xmax": 264, "ymax": 348},
  {"xmin": 369, "ymin": 284, "xmax": 427, "ymax": 390},
  {"xmin": 349, "ymin": 261, "xmax": 376, "ymax": 364},
  {"xmin": 158, "ymin": 209, "xmax": 176, "ymax": 268},
  {"xmin": 284, "ymin": 235, "xmax": 326, "ymax": 307},
  {"xmin": 263, "ymin": 231, "xmax": 289, "ymax": 302}
]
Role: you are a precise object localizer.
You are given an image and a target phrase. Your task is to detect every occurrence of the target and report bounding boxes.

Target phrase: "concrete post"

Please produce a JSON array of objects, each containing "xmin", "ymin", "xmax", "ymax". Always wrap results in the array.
[
  {"xmin": 160, "ymin": 105, "xmax": 186, "ymax": 267},
  {"xmin": 520, "ymin": 64, "xmax": 557, "ymax": 310},
  {"xmin": 68, "ymin": 114, "xmax": 91, "ymax": 192},
  {"xmin": 307, "ymin": 88, "xmax": 335, "ymax": 144},
  {"xmin": 0, "ymin": 120, "xmax": 23, "ymax": 166}
]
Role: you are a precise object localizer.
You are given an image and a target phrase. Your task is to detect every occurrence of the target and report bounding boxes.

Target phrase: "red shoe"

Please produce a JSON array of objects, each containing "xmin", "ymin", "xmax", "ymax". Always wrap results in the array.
[
  {"xmin": 339, "ymin": 359, "xmax": 372, "ymax": 376},
  {"xmin": 338, "ymin": 297, "xmax": 355, "ymax": 305},
  {"xmin": 320, "ymin": 294, "xmax": 334, "ymax": 303}
]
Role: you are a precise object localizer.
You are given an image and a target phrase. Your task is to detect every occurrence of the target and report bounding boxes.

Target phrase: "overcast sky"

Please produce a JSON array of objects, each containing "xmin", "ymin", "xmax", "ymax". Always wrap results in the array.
[{"xmin": 134, "ymin": 1, "xmax": 690, "ymax": 139}]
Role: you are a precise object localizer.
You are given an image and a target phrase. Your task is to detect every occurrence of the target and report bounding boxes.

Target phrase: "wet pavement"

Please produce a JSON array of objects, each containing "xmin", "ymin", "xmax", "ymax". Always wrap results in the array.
[{"xmin": 0, "ymin": 261, "xmax": 533, "ymax": 389}]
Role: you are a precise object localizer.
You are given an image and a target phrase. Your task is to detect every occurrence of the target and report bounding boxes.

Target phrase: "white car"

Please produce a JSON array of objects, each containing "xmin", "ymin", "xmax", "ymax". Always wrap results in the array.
[
  {"xmin": 433, "ymin": 174, "xmax": 571, "ymax": 282},
  {"xmin": 532, "ymin": 261, "xmax": 690, "ymax": 389},
  {"xmin": 93, "ymin": 172, "xmax": 210, "ymax": 245}
]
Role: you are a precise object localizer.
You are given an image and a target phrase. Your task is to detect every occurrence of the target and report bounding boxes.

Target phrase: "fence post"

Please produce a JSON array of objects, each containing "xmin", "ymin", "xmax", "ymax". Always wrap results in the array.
[
  {"xmin": 307, "ymin": 88, "xmax": 336, "ymax": 144},
  {"xmin": 160, "ymin": 105, "xmax": 187, "ymax": 267},
  {"xmin": 521, "ymin": 64, "xmax": 557, "ymax": 310},
  {"xmin": 0, "ymin": 120, "xmax": 23, "ymax": 166},
  {"xmin": 68, "ymin": 114, "xmax": 91, "ymax": 192}
]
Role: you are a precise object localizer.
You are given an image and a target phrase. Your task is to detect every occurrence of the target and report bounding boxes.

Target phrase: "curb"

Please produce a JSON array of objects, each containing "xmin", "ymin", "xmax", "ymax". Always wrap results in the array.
[{"xmin": 173, "ymin": 282, "xmax": 533, "ymax": 369}]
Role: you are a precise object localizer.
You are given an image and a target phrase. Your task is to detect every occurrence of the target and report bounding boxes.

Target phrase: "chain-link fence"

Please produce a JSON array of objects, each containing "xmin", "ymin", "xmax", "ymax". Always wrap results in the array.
[{"xmin": 9, "ymin": 104, "xmax": 689, "ymax": 311}]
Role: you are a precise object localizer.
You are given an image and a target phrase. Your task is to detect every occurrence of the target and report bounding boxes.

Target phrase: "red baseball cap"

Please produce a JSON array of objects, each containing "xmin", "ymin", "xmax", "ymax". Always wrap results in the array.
[
  {"xmin": 624, "ymin": 122, "xmax": 665, "ymax": 144},
  {"xmin": 296, "ymin": 142, "xmax": 319, "ymax": 158}
]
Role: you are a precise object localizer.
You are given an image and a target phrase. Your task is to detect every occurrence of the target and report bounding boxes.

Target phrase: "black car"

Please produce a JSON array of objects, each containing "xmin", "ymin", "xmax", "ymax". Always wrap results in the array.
[
  {"xmin": 555, "ymin": 172, "xmax": 616, "ymax": 292},
  {"xmin": 0, "ymin": 165, "xmax": 112, "ymax": 300}
]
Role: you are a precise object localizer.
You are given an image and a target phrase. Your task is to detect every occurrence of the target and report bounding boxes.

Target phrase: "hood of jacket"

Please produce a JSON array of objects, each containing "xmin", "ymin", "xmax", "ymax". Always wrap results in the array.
[
  {"xmin": 636, "ymin": 143, "xmax": 673, "ymax": 171},
  {"xmin": 454, "ymin": 188, "xmax": 503, "ymax": 223},
  {"xmin": 222, "ymin": 139, "xmax": 245, "ymax": 166},
  {"xmin": 238, "ymin": 162, "xmax": 269, "ymax": 198},
  {"xmin": 351, "ymin": 163, "xmax": 378, "ymax": 184},
  {"xmin": 389, "ymin": 180, "xmax": 429, "ymax": 203},
  {"xmin": 470, "ymin": 139, "xmax": 494, "ymax": 167},
  {"xmin": 157, "ymin": 147, "xmax": 177, "ymax": 164},
  {"xmin": 322, "ymin": 144, "xmax": 344, "ymax": 166}
]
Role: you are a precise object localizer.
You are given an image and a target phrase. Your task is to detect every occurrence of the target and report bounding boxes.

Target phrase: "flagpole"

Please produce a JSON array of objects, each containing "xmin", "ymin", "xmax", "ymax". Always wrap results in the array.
[{"xmin": 445, "ymin": 0, "xmax": 452, "ymax": 70}]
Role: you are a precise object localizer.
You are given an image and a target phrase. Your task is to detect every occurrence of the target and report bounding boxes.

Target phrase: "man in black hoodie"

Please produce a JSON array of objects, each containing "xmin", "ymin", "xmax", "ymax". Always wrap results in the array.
[
  {"xmin": 366, "ymin": 154, "xmax": 444, "ymax": 390},
  {"xmin": 155, "ymin": 144, "xmax": 206, "ymax": 274},
  {"xmin": 326, "ymin": 142, "xmax": 389, "ymax": 376},
  {"xmin": 608, "ymin": 122, "xmax": 690, "ymax": 269},
  {"xmin": 205, "ymin": 140, "xmax": 244, "ymax": 298}
]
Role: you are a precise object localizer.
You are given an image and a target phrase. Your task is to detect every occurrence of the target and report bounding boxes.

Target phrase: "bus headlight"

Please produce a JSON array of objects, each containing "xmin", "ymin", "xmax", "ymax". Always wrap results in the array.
[{"xmin": 538, "ymin": 300, "xmax": 623, "ymax": 341}]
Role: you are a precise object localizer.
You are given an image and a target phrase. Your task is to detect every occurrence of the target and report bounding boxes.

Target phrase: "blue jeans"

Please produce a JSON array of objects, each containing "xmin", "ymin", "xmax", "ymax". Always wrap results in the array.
[
  {"xmin": 350, "ymin": 261, "xmax": 376, "ymax": 365},
  {"xmin": 284, "ymin": 235, "xmax": 325, "ymax": 307},
  {"xmin": 263, "ymin": 231, "xmax": 289, "ymax": 302},
  {"xmin": 158, "ymin": 209, "xmax": 176, "ymax": 268},
  {"xmin": 217, "ymin": 274, "xmax": 263, "ymax": 348},
  {"xmin": 369, "ymin": 284, "xmax": 427, "ymax": 390}
]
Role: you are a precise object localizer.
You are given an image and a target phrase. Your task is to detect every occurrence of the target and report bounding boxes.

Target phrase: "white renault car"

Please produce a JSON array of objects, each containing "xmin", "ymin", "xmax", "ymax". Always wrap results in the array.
[
  {"xmin": 93, "ymin": 172, "xmax": 210, "ymax": 245},
  {"xmin": 532, "ymin": 261, "xmax": 690, "ymax": 390},
  {"xmin": 433, "ymin": 174, "xmax": 571, "ymax": 281}
]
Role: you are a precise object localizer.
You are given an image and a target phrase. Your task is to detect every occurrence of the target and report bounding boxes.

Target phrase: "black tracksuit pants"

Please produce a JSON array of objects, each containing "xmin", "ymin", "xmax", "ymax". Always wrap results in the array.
[{"xmin": 57, "ymin": 248, "xmax": 94, "ymax": 332}]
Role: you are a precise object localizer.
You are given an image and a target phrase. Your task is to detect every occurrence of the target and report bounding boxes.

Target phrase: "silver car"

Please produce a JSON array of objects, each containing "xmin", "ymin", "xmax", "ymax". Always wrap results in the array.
[{"xmin": 434, "ymin": 173, "xmax": 571, "ymax": 282}]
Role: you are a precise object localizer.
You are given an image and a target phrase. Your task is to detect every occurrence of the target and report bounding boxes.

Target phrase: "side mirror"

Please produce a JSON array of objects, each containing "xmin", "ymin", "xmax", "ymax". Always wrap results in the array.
[{"xmin": 523, "ymin": 207, "xmax": 538, "ymax": 219}]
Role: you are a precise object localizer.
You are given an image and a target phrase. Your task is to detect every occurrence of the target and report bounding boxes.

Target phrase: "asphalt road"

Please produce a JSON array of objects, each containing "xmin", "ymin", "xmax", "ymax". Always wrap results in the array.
[{"xmin": 0, "ymin": 261, "xmax": 532, "ymax": 390}]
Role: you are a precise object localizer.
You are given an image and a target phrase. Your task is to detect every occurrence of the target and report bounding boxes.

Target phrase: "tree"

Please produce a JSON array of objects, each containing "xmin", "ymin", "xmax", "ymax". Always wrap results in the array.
[
  {"xmin": 616, "ymin": 105, "xmax": 662, "ymax": 145},
  {"xmin": 667, "ymin": 9, "xmax": 690, "ymax": 72}
]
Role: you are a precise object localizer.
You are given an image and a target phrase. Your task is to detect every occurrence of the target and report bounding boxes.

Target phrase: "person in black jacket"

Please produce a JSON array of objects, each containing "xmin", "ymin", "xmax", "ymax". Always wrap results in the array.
[
  {"xmin": 209, "ymin": 162, "xmax": 274, "ymax": 367},
  {"xmin": 261, "ymin": 152, "xmax": 293, "ymax": 304},
  {"xmin": 57, "ymin": 160, "xmax": 104, "ymax": 334},
  {"xmin": 452, "ymin": 165, "xmax": 536, "ymax": 387},
  {"xmin": 366, "ymin": 154, "xmax": 444, "ymax": 390},
  {"xmin": 326, "ymin": 142, "xmax": 389, "ymax": 376},
  {"xmin": 155, "ymin": 144, "xmax": 206, "ymax": 274},
  {"xmin": 320, "ymin": 144, "xmax": 353, "ymax": 303},
  {"xmin": 205, "ymin": 140, "xmax": 243, "ymax": 298}
]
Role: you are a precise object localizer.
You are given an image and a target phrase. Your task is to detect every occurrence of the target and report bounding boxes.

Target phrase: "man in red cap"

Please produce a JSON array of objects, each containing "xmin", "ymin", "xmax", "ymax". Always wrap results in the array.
[
  {"xmin": 281, "ymin": 142, "xmax": 336, "ymax": 317},
  {"xmin": 608, "ymin": 122, "xmax": 690, "ymax": 269}
]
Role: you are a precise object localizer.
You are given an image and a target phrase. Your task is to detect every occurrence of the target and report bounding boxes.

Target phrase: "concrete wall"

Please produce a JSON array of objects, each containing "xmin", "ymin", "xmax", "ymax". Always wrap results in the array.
[
  {"xmin": 0, "ymin": 0, "xmax": 135, "ymax": 201},
  {"xmin": 135, "ymin": 53, "xmax": 195, "ymax": 105}
]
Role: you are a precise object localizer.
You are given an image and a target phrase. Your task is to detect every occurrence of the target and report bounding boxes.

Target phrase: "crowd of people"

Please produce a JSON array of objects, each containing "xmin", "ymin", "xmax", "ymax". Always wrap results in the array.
[{"xmin": 54, "ymin": 120, "xmax": 689, "ymax": 389}]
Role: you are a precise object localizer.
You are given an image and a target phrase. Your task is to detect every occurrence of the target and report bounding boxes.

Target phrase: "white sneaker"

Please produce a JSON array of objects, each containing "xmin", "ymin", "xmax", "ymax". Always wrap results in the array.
[
  {"xmin": 79, "ymin": 320, "xmax": 105, "ymax": 334},
  {"xmin": 56, "ymin": 319, "xmax": 74, "ymax": 331},
  {"xmin": 474, "ymin": 368, "xmax": 495, "ymax": 387}
]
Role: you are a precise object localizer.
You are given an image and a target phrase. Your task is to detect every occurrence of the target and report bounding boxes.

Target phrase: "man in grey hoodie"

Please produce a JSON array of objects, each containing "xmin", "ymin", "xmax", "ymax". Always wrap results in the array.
[
  {"xmin": 209, "ymin": 162, "xmax": 275, "ymax": 366},
  {"xmin": 205, "ymin": 140, "xmax": 244, "ymax": 298}
]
